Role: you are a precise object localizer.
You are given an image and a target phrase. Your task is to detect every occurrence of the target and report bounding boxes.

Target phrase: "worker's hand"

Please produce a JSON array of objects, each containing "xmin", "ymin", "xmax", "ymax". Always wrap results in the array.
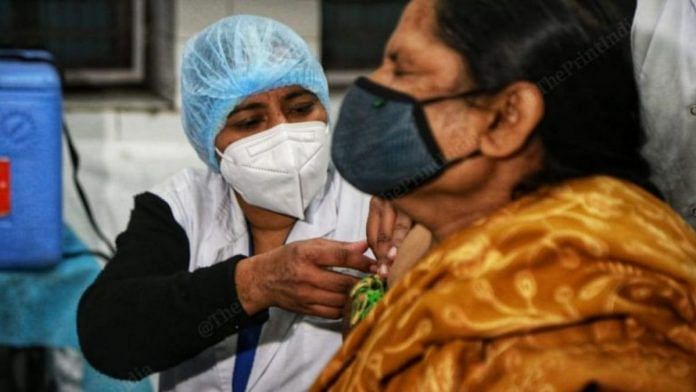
[
  {"xmin": 366, "ymin": 197, "xmax": 413, "ymax": 279},
  {"xmin": 235, "ymin": 239, "xmax": 373, "ymax": 319}
]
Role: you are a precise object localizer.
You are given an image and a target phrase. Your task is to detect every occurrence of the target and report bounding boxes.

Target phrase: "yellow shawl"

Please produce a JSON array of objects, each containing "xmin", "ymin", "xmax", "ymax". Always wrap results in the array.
[{"xmin": 314, "ymin": 176, "xmax": 696, "ymax": 391}]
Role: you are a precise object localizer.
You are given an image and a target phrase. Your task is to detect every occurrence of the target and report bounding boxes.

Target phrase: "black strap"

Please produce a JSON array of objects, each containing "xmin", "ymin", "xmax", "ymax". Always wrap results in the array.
[
  {"xmin": 62, "ymin": 250, "xmax": 112, "ymax": 263},
  {"xmin": 63, "ymin": 120, "xmax": 116, "ymax": 256}
]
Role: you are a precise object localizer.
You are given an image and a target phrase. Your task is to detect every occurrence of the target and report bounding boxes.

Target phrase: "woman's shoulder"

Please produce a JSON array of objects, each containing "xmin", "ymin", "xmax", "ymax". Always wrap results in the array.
[
  {"xmin": 430, "ymin": 175, "xmax": 696, "ymax": 281},
  {"xmin": 150, "ymin": 167, "xmax": 223, "ymax": 197},
  {"xmin": 147, "ymin": 167, "xmax": 229, "ymax": 226}
]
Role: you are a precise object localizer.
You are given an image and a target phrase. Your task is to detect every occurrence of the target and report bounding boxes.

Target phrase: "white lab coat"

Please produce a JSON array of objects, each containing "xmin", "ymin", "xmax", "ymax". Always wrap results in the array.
[
  {"xmin": 150, "ymin": 167, "xmax": 371, "ymax": 392},
  {"xmin": 633, "ymin": 0, "xmax": 696, "ymax": 227}
]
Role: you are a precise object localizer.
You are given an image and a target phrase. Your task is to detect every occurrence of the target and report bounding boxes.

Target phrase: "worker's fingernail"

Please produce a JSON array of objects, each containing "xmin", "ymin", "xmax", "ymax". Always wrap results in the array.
[
  {"xmin": 378, "ymin": 264, "xmax": 389, "ymax": 277},
  {"xmin": 349, "ymin": 240, "xmax": 368, "ymax": 250},
  {"xmin": 387, "ymin": 246, "xmax": 398, "ymax": 260}
]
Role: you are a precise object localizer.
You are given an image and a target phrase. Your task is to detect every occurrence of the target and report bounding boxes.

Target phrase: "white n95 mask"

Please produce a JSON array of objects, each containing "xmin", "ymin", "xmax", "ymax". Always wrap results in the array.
[{"xmin": 216, "ymin": 121, "xmax": 330, "ymax": 220}]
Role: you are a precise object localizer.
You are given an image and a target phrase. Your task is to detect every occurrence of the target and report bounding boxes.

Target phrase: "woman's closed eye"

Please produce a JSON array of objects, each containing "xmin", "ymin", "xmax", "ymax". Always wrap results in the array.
[
  {"xmin": 393, "ymin": 68, "xmax": 410, "ymax": 78},
  {"xmin": 287, "ymin": 100, "xmax": 318, "ymax": 117},
  {"xmin": 392, "ymin": 62, "xmax": 416, "ymax": 78},
  {"xmin": 385, "ymin": 50, "xmax": 413, "ymax": 78},
  {"xmin": 229, "ymin": 115, "xmax": 264, "ymax": 130}
]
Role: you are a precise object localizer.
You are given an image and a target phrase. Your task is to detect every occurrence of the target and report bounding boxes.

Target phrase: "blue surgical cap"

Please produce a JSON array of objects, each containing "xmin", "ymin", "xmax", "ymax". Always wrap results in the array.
[{"xmin": 181, "ymin": 15, "xmax": 330, "ymax": 171}]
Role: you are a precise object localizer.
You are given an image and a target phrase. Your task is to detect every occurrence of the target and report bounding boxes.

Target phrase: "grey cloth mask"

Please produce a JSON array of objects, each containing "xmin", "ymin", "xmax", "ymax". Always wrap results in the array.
[{"xmin": 331, "ymin": 77, "xmax": 483, "ymax": 199}]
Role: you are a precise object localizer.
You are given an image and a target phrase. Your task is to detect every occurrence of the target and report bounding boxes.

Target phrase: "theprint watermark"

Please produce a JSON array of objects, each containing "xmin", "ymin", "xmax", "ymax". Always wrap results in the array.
[
  {"xmin": 197, "ymin": 302, "xmax": 245, "ymax": 338},
  {"xmin": 537, "ymin": 17, "xmax": 632, "ymax": 95},
  {"xmin": 378, "ymin": 161, "xmax": 443, "ymax": 200},
  {"xmin": 92, "ymin": 301, "xmax": 244, "ymax": 390}
]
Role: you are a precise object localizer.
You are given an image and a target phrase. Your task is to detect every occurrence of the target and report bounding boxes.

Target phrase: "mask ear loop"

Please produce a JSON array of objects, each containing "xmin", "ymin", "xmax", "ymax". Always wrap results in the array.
[
  {"xmin": 215, "ymin": 147, "xmax": 231, "ymax": 161},
  {"xmin": 418, "ymin": 88, "xmax": 488, "ymax": 106},
  {"xmin": 417, "ymin": 89, "xmax": 489, "ymax": 168},
  {"xmin": 441, "ymin": 149, "xmax": 483, "ymax": 169}
]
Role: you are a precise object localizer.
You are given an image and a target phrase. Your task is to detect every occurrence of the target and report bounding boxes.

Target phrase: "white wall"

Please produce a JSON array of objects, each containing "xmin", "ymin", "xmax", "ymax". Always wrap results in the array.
[{"xmin": 64, "ymin": 0, "xmax": 322, "ymax": 253}]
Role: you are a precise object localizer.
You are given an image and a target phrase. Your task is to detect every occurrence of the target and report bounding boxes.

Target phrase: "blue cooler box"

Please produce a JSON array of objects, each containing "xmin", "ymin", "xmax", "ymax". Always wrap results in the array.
[{"xmin": 0, "ymin": 51, "xmax": 63, "ymax": 269}]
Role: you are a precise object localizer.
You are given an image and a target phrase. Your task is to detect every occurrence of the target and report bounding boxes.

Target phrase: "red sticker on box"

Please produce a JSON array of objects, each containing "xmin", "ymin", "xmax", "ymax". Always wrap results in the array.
[{"xmin": 0, "ymin": 159, "xmax": 10, "ymax": 217}]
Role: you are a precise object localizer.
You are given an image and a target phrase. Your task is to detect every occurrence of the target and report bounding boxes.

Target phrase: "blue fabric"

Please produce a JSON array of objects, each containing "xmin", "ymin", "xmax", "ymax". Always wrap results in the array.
[
  {"xmin": 232, "ymin": 221, "xmax": 266, "ymax": 392},
  {"xmin": 0, "ymin": 224, "xmax": 100, "ymax": 348},
  {"xmin": 0, "ymin": 224, "xmax": 153, "ymax": 392},
  {"xmin": 181, "ymin": 14, "xmax": 330, "ymax": 171},
  {"xmin": 232, "ymin": 324, "xmax": 264, "ymax": 392},
  {"xmin": 83, "ymin": 364, "xmax": 153, "ymax": 392}
]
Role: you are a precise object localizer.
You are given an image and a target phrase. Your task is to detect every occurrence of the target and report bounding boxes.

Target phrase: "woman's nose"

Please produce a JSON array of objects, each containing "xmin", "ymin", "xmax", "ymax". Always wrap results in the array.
[{"xmin": 266, "ymin": 108, "xmax": 289, "ymax": 129}]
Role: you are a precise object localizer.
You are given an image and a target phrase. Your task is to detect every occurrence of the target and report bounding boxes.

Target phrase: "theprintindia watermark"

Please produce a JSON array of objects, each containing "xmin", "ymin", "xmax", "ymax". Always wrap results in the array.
[{"xmin": 537, "ymin": 17, "xmax": 632, "ymax": 95}]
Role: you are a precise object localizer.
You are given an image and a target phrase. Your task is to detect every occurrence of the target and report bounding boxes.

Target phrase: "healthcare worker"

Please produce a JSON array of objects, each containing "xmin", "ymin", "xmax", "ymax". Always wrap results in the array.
[{"xmin": 77, "ymin": 15, "xmax": 372, "ymax": 391}]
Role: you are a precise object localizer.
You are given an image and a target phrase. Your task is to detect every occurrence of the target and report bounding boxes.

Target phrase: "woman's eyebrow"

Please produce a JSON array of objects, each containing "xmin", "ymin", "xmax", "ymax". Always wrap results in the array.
[
  {"xmin": 229, "ymin": 102, "xmax": 266, "ymax": 116},
  {"xmin": 283, "ymin": 91, "xmax": 316, "ymax": 101}
]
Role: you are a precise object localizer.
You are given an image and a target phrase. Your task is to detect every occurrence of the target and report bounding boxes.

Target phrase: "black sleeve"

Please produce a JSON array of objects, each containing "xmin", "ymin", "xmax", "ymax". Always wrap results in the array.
[{"xmin": 77, "ymin": 192, "xmax": 267, "ymax": 380}]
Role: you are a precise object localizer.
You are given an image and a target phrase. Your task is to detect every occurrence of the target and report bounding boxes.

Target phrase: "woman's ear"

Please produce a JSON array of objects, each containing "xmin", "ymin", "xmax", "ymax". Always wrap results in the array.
[{"xmin": 479, "ymin": 81, "xmax": 544, "ymax": 158}]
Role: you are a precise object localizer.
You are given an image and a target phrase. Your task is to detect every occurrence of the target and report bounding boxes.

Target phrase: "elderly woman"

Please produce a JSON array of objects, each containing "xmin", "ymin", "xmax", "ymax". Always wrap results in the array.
[
  {"xmin": 77, "ymin": 16, "xmax": 373, "ymax": 391},
  {"xmin": 316, "ymin": 0, "xmax": 696, "ymax": 390}
]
